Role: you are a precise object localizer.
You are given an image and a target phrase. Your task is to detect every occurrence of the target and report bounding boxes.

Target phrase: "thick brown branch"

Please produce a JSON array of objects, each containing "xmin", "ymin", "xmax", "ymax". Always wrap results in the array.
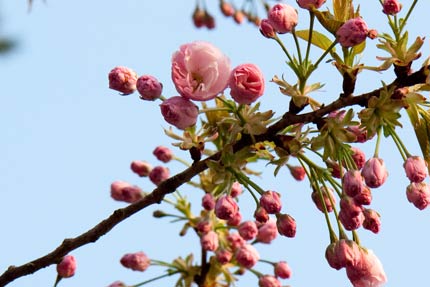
[{"xmin": 0, "ymin": 65, "xmax": 428, "ymax": 286}]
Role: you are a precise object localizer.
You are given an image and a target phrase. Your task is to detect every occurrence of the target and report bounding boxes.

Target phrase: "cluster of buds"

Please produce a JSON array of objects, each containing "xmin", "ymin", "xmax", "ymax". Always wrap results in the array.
[{"xmin": 404, "ymin": 156, "xmax": 430, "ymax": 209}]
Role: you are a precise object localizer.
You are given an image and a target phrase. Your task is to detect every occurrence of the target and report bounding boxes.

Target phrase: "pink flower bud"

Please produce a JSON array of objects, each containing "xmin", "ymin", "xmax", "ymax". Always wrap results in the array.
[
  {"xmin": 192, "ymin": 7, "xmax": 206, "ymax": 28},
  {"xmin": 267, "ymin": 4, "xmax": 298, "ymax": 34},
  {"xmin": 363, "ymin": 208, "xmax": 381, "ymax": 234},
  {"xmin": 406, "ymin": 182, "xmax": 430, "ymax": 210},
  {"xmin": 274, "ymin": 261, "xmax": 292, "ymax": 279},
  {"xmin": 238, "ymin": 221, "xmax": 258, "ymax": 240},
  {"xmin": 354, "ymin": 185, "xmax": 373, "ymax": 205},
  {"xmin": 215, "ymin": 195, "xmax": 239, "ymax": 220},
  {"xmin": 325, "ymin": 239, "xmax": 361, "ymax": 270},
  {"xmin": 216, "ymin": 249, "xmax": 233, "ymax": 264},
  {"xmin": 110, "ymin": 181, "xmax": 143, "ymax": 203},
  {"xmin": 258, "ymin": 275, "xmax": 281, "ymax": 287},
  {"xmin": 227, "ymin": 232, "xmax": 246, "ymax": 250},
  {"xmin": 57, "ymin": 255, "xmax": 76, "ymax": 278},
  {"xmin": 404, "ymin": 156, "xmax": 428, "ymax": 183},
  {"xmin": 347, "ymin": 126, "xmax": 369, "ymax": 143},
  {"xmin": 153, "ymin": 146, "xmax": 173, "ymax": 163},
  {"xmin": 228, "ymin": 63, "xmax": 265, "ymax": 105},
  {"xmin": 171, "ymin": 41, "xmax": 230, "ymax": 101},
  {"xmin": 235, "ymin": 244, "xmax": 260, "ymax": 269},
  {"xmin": 201, "ymin": 230, "xmax": 219, "ymax": 251},
  {"xmin": 230, "ymin": 181, "xmax": 243, "ymax": 198},
  {"xmin": 130, "ymin": 160, "xmax": 152, "ymax": 177},
  {"xmin": 276, "ymin": 213, "xmax": 296, "ymax": 238},
  {"xmin": 339, "ymin": 208, "xmax": 364, "ymax": 231},
  {"xmin": 160, "ymin": 96, "xmax": 199, "ymax": 130},
  {"xmin": 202, "ymin": 193, "xmax": 216, "ymax": 210},
  {"xmin": 120, "ymin": 251, "xmax": 150, "ymax": 272},
  {"xmin": 107, "ymin": 281, "xmax": 126, "ymax": 287},
  {"xmin": 259, "ymin": 19, "xmax": 276, "ymax": 39},
  {"xmin": 136, "ymin": 75, "xmax": 162, "ymax": 101},
  {"xmin": 351, "ymin": 147, "xmax": 366, "ymax": 169},
  {"xmin": 382, "ymin": 0, "xmax": 402, "ymax": 15},
  {"xmin": 204, "ymin": 12, "xmax": 216, "ymax": 29},
  {"xmin": 227, "ymin": 210, "xmax": 242, "ymax": 226},
  {"xmin": 108, "ymin": 66, "xmax": 137, "ymax": 95},
  {"xmin": 340, "ymin": 196, "xmax": 363, "ymax": 217},
  {"xmin": 342, "ymin": 170, "xmax": 365, "ymax": 197},
  {"xmin": 196, "ymin": 220, "xmax": 212, "ymax": 234},
  {"xmin": 254, "ymin": 206, "xmax": 269, "ymax": 223},
  {"xmin": 149, "ymin": 166, "xmax": 170, "ymax": 185},
  {"xmin": 220, "ymin": 1, "xmax": 235, "ymax": 17},
  {"xmin": 297, "ymin": 0, "xmax": 326, "ymax": 10},
  {"xmin": 311, "ymin": 186, "xmax": 336, "ymax": 213},
  {"xmin": 361, "ymin": 157, "xmax": 388, "ymax": 188},
  {"xmin": 288, "ymin": 165, "xmax": 306, "ymax": 181},
  {"xmin": 257, "ymin": 218, "xmax": 278, "ymax": 243},
  {"xmin": 336, "ymin": 17, "xmax": 368, "ymax": 47},
  {"xmin": 259, "ymin": 190, "xmax": 282, "ymax": 214},
  {"xmin": 346, "ymin": 248, "xmax": 387, "ymax": 287},
  {"xmin": 327, "ymin": 160, "xmax": 343, "ymax": 178},
  {"xmin": 233, "ymin": 10, "xmax": 245, "ymax": 24}
]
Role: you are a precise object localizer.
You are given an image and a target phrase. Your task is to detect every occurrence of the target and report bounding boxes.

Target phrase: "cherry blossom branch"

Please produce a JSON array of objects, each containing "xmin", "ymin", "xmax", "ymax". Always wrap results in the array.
[{"xmin": 0, "ymin": 65, "xmax": 428, "ymax": 286}]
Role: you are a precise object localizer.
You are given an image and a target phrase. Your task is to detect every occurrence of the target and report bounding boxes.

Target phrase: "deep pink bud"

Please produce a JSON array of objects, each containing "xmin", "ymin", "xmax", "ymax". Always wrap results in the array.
[
  {"xmin": 259, "ymin": 19, "xmax": 276, "ymax": 39},
  {"xmin": 340, "ymin": 196, "xmax": 363, "ymax": 217},
  {"xmin": 288, "ymin": 165, "xmax": 306, "ymax": 181},
  {"xmin": 196, "ymin": 220, "xmax": 212, "ymax": 234},
  {"xmin": 110, "ymin": 181, "xmax": 143, "ymax": 203},
  {"xmin": 227, "ymin": 210, "xmax": 242, "ymax": 226},
  {"xmin": 325, "ymin": 239, "xmax": 361, "ymax": 270},
  {"xmin": 201, "ymin": 230, "xmax": 219, "ymax": 251},
  {"xmin": 229, "ymin": 63, "xmax": 265, "ymax": 105},
  {"xmin": 108, "ymin": 66, "xmax": 137, "ymax": 95},
  {"xmin": 204, "ymin": 12, "xmax": 215, "ymax": 29},
  {"xmin": 192, "ymin": 7, "xmax": 206, "ymax": 28},
  {"xmin": 238, "ymin": 220, "xmax": 258, "ymax": 240},
  {"xmin": 230, "ymin": 181, "xmax": 243, "ymax": 198},
  {"xmin": 354, "ymin": 185, "xmax": 373, "ymax": 205},
  {"xmin": 160, "ymin": 96, "xmax": 199, "ymax": 130},
  {"xmin": 216, "ymin": 249, "xmax": 232, "ymax": 264},
  {"xmin": 347, "ymin": 126, "xmax": 369, "ymax": 143},
  {"xmin": 339, "ymin": 209, "xmax": 364, "ymax": 231},
  {"xmin": 267, "ymin": 4, "xmax": 298, "ymax": 34},
  {"xmin": 297, "ymin": 0, "xmax": 326, "ymax": 10},
  {"xmin": 382, "ymin": 0, "xmax": 402, "ymax": 15},
  {"xmin": 149, "ymin": 166, "xmax": 170, "ymax": 185},
  {"xmin": 346, "ymin": 248, "xmax": 387, "ymax": 287},
  {"xmin": 136, "ymin": 75, "xmax": 162, "ymax": 101},
  {"xmin": 107, "ymin": 281, "xmax": 126, "ymax": 287},
  {"xmin": 351, "ymin": 147, "xmax": 366, "ymax": 169},
  {"xmin": 215, "ymin": 195, "xmax": 239, "ymax": 220},
  {"xmin": 274, "ymin": 261, "xmax": 292, "ymax": 279},
  {"xmin": 404, "ymin": 156, "xmax": 428, "ymax": 183},
  {"xmin": 276, "ymin": 213, "xmax": 296, "ymax": 238},
  {"xmin": 257, "ymin": 218, "xmax": 278, "ymax": 243},
  {"xmin": 254, "ymin": 206, "xmax": 269, "ymax": 223},
  {"xmin": 202, "ymin": 193, "xmax": 216, "ymax": 210},
  {"xmin": 363, "ymin": 208, "xmax": 381, "ymax": 234},
  {"xmin": 120, "ymin": 252, "xmax": 150, "ymax": 272},
  {"xmin": 342, "ymin": 170, "xmax": 365, "ymax": 197},
  {"xmin": 258, "ymin": 275, "xmax": 281, "ymax": 287},
  {"xmin": 130, "ymin": 160, "xmax": 152, "ymax": 177},
  {"xmin": 311, "ymin": 186, "xmax": 335, "ymax": 213},
  {"xmin": 171, "ymin": 41, "xmax": 230, "ymax": 101},
  {"xmin": 336, "ymin": 17, "xmax": 368, "ymax": 47},
  {"xmin": 227, "ymin": 232, "xmax": 246, "ymax": 250},
  {"xmin": 361, "ymin": 157, "xmax": 388, "ymax": 188},
  {"xmin": 235, "ymin": 244, "xmax": 260, "ymax": 269},
  {"xmin": 327, "ymin": 160, "xmax": 343, "ymax": 178},
  {"xmin": 153, "ymin": 146, "xmax": 173, "ymax": 163},
  {"xmin": 57, "ymin": 255, "xmax": 76, "ymax": 278},
  {"xmin": 406, "ymin": 182, "xmax": 430, "ymax": 210},
  {"xmin": 259, "ymin": 190, "xmax": 282, "ymax": 214}
]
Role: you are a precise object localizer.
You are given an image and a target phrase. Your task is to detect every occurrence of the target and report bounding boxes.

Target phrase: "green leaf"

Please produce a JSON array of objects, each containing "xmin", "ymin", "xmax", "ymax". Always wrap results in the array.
[
  {"xmin": 351, "ymin": 40, "xmax": 366, "ymax": 57},
  {"xmin": 295, "ymin": 30, "xmax": 336, "ymax": 51},
  {"xmin": 333, "ymin": 0, "xmax": 353, "ymax": 22},
  {"xmin": 407, "ymin": 107, "xmax": 430, "ymax": 173},
  {"xmin": 313, "ymin": 10, "xmax": 344, "ymax": 36}
]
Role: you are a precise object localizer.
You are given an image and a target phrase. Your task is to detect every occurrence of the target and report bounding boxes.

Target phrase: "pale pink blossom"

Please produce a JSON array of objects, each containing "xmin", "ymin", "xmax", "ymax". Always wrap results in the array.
[
  {"xmin": 336, "ymin": 18, "xmax": 369, "ymax": 48},
  {"xmin": 215, "ymin": 195, "xmax": 239, "ymax": 220},
  {"xmin": 108, "ymin": 66, "xmax": 137, "ymax": 95},
  {"xmin": 404, "ymin": 156, "xmax": 428, "ymax": 183},
  {"xmin": 149, "ymin": 166, "xmax": 170, "ymax": 185},
  {"xmin": 274, "ymin": 261, "xmax": 292, "ymax": 278},
  {"xmin": 120, "ymin": 251, "xmax": 150, "ymax": 272},
  {"xmin": 259, "ymin": 190, "xmax": 282, "ymax": 214},
  {"xmin": 257, "ymin": 218, "xmax": 278, "ymax": 243},
  {"xmin": 57, "ymin": 255, "xmax": 76, "ymax": 278},
  {"xmin": 160, "ymin": 96, "xmax": 199, "ymax": 130},
  {"xmin": 235, "ymin": 244, "xmax": 260, "ymax": 269},
  {"xmin": 258, "ymin": 275, "xmax": 281, "ymax": 287},
  {"xmin": 267, "ymin": 4, "xmax": 298, "ymax": 34},
  {"xmin": 153, "ymin": 146, "xmax": 173, "ymax": 163},
  {"xmin": 136, "ymin": 75, "xmax": 162, "ymax": 101},
  {"xmin": 229, "ymin": 63, "xmax": 265, "ymax": 105},
  {"xmin": 238, "ymin": 221, "xmax": 258, "ymax": 240},
  {"xmin": 200, "ymin": 230, "xmax": 219, "ymax": 251},
  {"xmin": 361, "ymin": 157, "xmax": 388, "ymax": 188},
  {"xmin": 346, "ymin": 248, "xmax": 387, "ymax": 287},
  {"xmin": 382, "ymin": 0, "xmax": 402, "ymax": 15},
  {"xmin": 406, "ymin": 182, "xmax": 430, "ymax": 210},
  {"xmin": 297, "ymin": 0, "xmax": 326, "ymax": 10},
  {"xmin": 171, "ymin": 41, "xmax": 230, "ymax": 101},
  {"xmin": 130, "ymin": 160, "xmax": 152, "ymax": 177}
]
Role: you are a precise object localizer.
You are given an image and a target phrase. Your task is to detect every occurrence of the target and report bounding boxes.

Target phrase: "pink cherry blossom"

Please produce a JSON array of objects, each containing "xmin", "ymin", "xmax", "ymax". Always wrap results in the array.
[
  {"xmin": 267, "ymin": 4, "xmax": 298, "ymax": 34},
  {"xmin": 342, "ymin": 170, "xmax": 365, "ymax": 197},
  {"xmin": 130, "ymin": 160, "xmax": 152, "ymax": 177},
  {"xmin": 215, "ymin": 195, "xmax": 239, "ymax": 220},
  {"xmin": 346, "ymin": 248, "xmax": 387, "ymax": 287},
  {"xmin": 227, "ymin": 232, "xmax": 246, "ymax": 250},
  {"xmin": 258, "ymin": 275, "xmax": 281, "ymax": 287},
  {"xmin": 361, "ymin": 157, "xmax": 388, "ymax": 188},
  {"xmin": 404, "ymin": 156, "xmax": 428, "ymax": 183},
  {"xmin": 149, "ymin": 166, "xmax": 170, "ymax": 185},
  {"xmin": 108, "ymin": 66, "xmax": 137, "ymax": 95},
  {"xmin": 336, "ymin": 17, "xmax": 369, "ymax": 48},
  {"xmin": 238, "ymin": 220, "xmax": 258, "ymax": 240},
  {"xmin": 274, "ymin": 261, "xmax": 292, "ymax": 279},
  {"xmin": 351, "ymin": 147, "xmax": 366, "ymax": 169},
  {"xmin": 230, "ymin": 181, "xmax": 243, "ymax": 198},
  {"xmin": 171, "ymin": 41, "xmax": 230, "ymax": 101},
  {"xmin": 311, "ymin": 186, "xmax": 335, "ymax": 213},
  {"xmin": 110, "ymin": 181, "xmax": 143, "ymax": 203},
  {"xmin": 256, "ymin": 218, "xmax": 278, "ymax": 243},
  {"xmin": 297, "ymin": 0, "xmax": 326, "ymax": 10},
  {"xmin": 235, "ymin": 244, "xmax": 260, "ymax": 269},
  {"xmin": 276, "ymin": 213, "xmax": 296, "ymax": 238},
  {"xmin": 216, "ymin": 249, "xmax": 233, "ymax": 264},
  {"xmin": 406, "ymin": 182, "xmax": 430, "ymax": 210},
  {"xmin": 325, "ymin": 239, "xmax": 361, "ymax": 270},
  {"xmin": 160, "ymin": 96, "xmax": 199, "ymax": 130},
  {"xmin": 254, "ymin": 206, "xmax": 269, "ymax": 223},
  {"xmin": 136, "ymin": 75, "xmax": 163, "ymax": 101},
  {"xmin": 259, "ymin": 190, "xmax": 282, "ymax": 214},
  {"xmin": 200, "ymin": 230, "xmax": 219, "ymax": 251},
  {"xmin": 363, "ymin": 208, "xmax": 381, "ymax": 234},
  {"xmin": 153, "ymin": 146, "xmax": 173, "ymax": 163},
  {"xmin": 57, "ymin": 255, "xmax": 76, "ymax": 278},
  {"xmin": 202, "ymin": 193, "xmax": 216, "ymax": 210},
  {"xmin": 382, "ymin": 0, "xmax": 402, "ymax": 15},
  {"xmin": 120, "ymin": 251, "xmax": 150, "ymax": 272},
  {"xmin": 229, "ymin": 63, "xmax": 265, "ymax": 105},
  {"xmin": 259, "ymin": 19, "xmax": 276, "ymax": 39},
  {"xmin": 289, "ymin": 165, "xmax": 306, "ymax": 181}
]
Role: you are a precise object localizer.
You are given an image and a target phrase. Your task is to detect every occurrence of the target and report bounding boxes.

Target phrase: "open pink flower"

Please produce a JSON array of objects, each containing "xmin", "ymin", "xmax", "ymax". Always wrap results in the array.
[
  {"xmin": 171, "ymin": 41, "xmax": 230, "ymax": 101},
  {"xmin": 229, "ymin": 63, "xmax": 265, "ymax": 104}
]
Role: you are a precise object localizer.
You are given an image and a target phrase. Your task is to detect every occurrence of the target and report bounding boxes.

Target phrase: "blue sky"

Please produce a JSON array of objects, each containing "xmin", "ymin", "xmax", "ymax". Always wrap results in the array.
[{"xmin": 1, "ymin": 1, "xmax": 429, "ymax": 286}]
